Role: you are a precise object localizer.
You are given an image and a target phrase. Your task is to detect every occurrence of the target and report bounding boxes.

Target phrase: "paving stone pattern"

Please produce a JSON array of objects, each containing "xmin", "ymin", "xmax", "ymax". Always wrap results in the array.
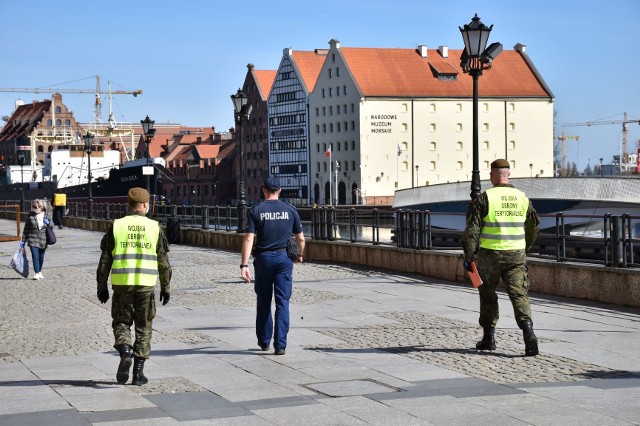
[{"xmin": 314, "ymin": 310, "xmax": 629, "ymax": 385}]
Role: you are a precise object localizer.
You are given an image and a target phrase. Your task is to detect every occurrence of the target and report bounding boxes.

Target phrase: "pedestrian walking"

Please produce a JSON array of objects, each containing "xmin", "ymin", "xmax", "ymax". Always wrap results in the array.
[
  {"xmin": 20, "ymin": 199, "xmax": 51, "ymax": 280},
  {"xmin": 52, "ymin": 189, "xmax": 67, "ymax": 229},
  {"xmin": 96, "ymin": 187, "xmax": 172, "ymax": 385},
  {"xmin": 462, "ymin": 159, "xmax": 541, "ymax": 356},
  {"xmin": 240, "ymin": 176, "xmax": 305, "ymax": 355}
]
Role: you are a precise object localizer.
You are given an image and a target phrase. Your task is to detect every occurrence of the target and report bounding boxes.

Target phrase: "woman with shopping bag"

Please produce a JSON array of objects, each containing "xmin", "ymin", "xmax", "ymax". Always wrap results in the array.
[{"xmin": 21, "ymin": 199, "xmax": 51, "ymax": 280}]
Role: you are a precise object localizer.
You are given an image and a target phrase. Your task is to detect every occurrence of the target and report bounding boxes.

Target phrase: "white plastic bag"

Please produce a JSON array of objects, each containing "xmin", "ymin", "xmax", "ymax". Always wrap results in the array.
[{"xmin": 9, "ymin": 248, "xmax": 29, "ymax": 278}]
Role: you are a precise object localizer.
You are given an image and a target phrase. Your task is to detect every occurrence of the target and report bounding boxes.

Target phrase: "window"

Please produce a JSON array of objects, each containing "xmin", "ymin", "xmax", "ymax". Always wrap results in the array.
[
  {"xmin": 351, "ymin": 104, "xmax": 355, "ymax": 113},
  {"xmin": 456, "ymin": 141, "xmax": 463, "ymax": 151},
  {"xmin": 56, "ymin": 119, "xmax": 61, "ymax": 126},
  {"xmin": 508, "ymin": 103, "xmax": 515, "ymax": 112},
  {"xmin": 65, "ymin": 119, "xmax": 71, "ymax": 126},
  {"xmin": 351, "ymin": 121, "xmax": 355, "ymax": 131},
  {"xmin": 352, "ymin": 160, "xmax": 356, "ymax": 170},
  {"xmin": 344, "ymin": 141, "xmax": 348, "ymax": 151},
  {"xmin": 315, "ymin": 107, "xmax": 319, "ymax": 116},
  {"xmin": 322, "ymin": 89, "xmax": 326, "ymax": 98},
  {"xmin": 336, "ymin": 67, "xmax": 340, "ymax": 76},
  {"xmin": 330, "ymin": 123, "xmax": 334, "ymax": 132},
  {"xmin": 402, "ymin": 103, "xmax": 408, "ymax": 112},
  {"xmin": 351, "ymin": 140, "xmax": 356, "ymax": 150},
  {"xmin": 329, "ymin": 106, "xmax": 333, "ymax": 115},
  {"xmin": 483, "ymin": 160, "xmax": 490, "ymax": 169},
  {"xmin": 402, "ymin": 123, "xmax": 408, "ymax": 132},
  {"xmin": 429, "ymin": 161, "xmax": 436, "ymax": 171},
  {"xmin": 329, "ymin": 88, "xmax": 333, "ymax": 97},
  {"xmin": 456, "ymin": 103, "xmax": 462, "ymax": 112},
  {"xmin": 322, "ymin": 124, "xmax": 327, "ymax": 133},
  {"xmin": 456, "ymin": 123, "xmax": 463, "ymax": 132},
  {"xmin": 509, "ymin": 140, "xmax": 516, "ymax": 150},
  {"xmin": 336, "ymin": 105, "xmax": 340, "ymax": 115},
  {"xmin": 47, "ymin": 119, "xmax": 52, "ymax": 126},
  {"xmin": 343, "ymin": 85, "xmax": 347, "ymax": 95},
  {"xmin": 401, "ymin": 141, "xmax": 408, "ymax": 151},
  {"xmin": 430, "ymin": 103, "xmax": 437, "ymax": 112},
  {"xmin": 328, "ymin": 68, "xmax": 332, "ymax": 78},
  {"xmin": 55, "ymin": 106, "xmax": 61, "ymax": 113},
  {"xmin": 482, "ymin": 103, "xmax": 489, "ymax": 112},
  {"xmin": 315, "ymin": 124, "xmax": 320, "ymax": 134},
  {"xmin": 429, "ymin": 123, "xmax": 436, "ymax": 132},
  {"xmin": 429, "ymin": 141, "xmax": 436, "ymax": 151},
  {"xmin": 337, "ymin": 141, "xmax": 340, "ymax": 151},
  {"xmin": 316, "ymin": 162, "xmax": 320, "ymax": 172},
  {"xmin": 322, "ymin": 107, "xmax": 326, "ymax": 116},
  {"xmin": 456, "ymin": 161, "xmax": 463, "ymax": 170},
  {"xmin": 483, "ymin": 123, "xmax": 489, "ymax": 131},
  {"xmin": 483, "ymin": 141, "xmax": 490, "ymax": 150},
  {"xmin": 337, "ymin": 122, "xmax": 341, "ymax": 132},
  {"xmin": 337, "ymin": 86, "xmax": 340, "ymax": 96},
  {"xmin": 509, "ymin": 122, "xmax": 516, "ymax": 131}
]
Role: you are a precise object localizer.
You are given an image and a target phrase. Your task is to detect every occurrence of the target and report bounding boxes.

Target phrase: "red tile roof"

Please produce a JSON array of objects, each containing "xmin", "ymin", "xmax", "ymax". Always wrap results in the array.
[
  {"xmin": 340, "ymin": 47, "xmax": 552, "ymax": 98},
  {"xmin": 194, "ymin": 144, "xmax": 220, "ymax": 159},
  {"xmin": 291, "ymin": 50, "xmax": 328, "ymax": 92},
  {"xmin": 253, "ymin": 70, "xmax": 277, "ymax": 100},
  {"xmin": 0, "ymin": 100, "xmax": 51, "ymax": 142}
]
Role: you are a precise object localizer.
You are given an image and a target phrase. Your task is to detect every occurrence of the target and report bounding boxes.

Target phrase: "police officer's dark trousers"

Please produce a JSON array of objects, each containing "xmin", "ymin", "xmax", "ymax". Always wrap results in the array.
[
  {"xmin": 111, "ymin": 286, "xmax": 156, "ymax": 359},
  {"xmin": 254, "ymin": 251, "xmax": 293, "ymax": 350}
]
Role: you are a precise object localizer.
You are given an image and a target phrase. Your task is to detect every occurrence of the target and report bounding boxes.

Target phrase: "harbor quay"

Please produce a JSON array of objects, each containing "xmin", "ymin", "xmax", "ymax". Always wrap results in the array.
[{"xmin": 0, "ymin": 219, "xmax": 639, "ymax": 425}]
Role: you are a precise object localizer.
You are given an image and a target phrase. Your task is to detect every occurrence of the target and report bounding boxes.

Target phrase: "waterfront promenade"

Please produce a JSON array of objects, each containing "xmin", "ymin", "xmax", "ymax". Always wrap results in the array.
[{"xmin": 0, "ymin": 218, "xmax": 639, "ymax": 425}]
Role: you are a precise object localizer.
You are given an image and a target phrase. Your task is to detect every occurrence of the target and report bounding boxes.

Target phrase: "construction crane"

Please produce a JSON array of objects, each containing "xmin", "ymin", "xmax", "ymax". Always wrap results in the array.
[
  {"xmin": 0, "ymin": 75, "xmax": 142, "ymax": 123},
  {"xmin": 557, "ymin": 131, "xmax": 579, "ymax": 176},
  {"xmin": 563, "ymin": 112, "xmax": 640, "ymax": 167}
]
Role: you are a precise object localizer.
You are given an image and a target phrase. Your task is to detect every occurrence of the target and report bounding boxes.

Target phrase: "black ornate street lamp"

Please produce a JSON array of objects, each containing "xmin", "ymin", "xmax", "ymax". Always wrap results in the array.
[
  {"xmin": 83, "ymin": 132, "xmax": 94, "ymax": 218},
  {"xmin": 599, "ymin": 157, "xmax": 604, "ymax": 177},
  {"xmin": 459, "ymin": 14, "xmax": 502, "ymax": 199},
  {"xmin": 141, "ymin": 115, "xmax": 156, "ymax": 193},
  {"xmin": 17, "ymin": 152, "xmax": 25, "ymax": 207},
  {"xmin": 230, "ymin": 89, "xmax": 253, "ymax": 232}
]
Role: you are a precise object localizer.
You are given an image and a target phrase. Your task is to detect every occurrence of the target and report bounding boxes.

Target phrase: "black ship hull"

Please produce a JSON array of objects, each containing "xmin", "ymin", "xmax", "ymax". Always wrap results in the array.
[{"xmin": 64, "ymin": 164, "xmax": 160, "ymax": 203}]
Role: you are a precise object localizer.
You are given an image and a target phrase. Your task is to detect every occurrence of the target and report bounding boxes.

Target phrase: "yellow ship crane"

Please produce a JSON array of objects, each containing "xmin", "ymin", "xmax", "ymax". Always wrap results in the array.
[
  {"xmin": 563, "ymin": 112, "xmax": 640, "ymax": 165},
  {"xmin": 557, "ymin": 131, "xmax": 579, "ymax": 176},
  {"xmin": 0, "ymin": 75, "xmax": 142, "ymax": 123}
]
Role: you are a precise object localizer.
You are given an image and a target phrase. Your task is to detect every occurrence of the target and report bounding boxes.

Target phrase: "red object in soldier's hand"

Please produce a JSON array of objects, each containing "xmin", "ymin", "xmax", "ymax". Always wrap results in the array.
[{"xmin": 468, "ymin": 261, "xmax": 483, "ymax": 288}]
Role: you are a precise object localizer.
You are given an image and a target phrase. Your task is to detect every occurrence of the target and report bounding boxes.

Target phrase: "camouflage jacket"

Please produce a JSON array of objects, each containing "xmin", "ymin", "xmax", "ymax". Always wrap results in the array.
[
  {"xmin": 462, "ymin": 184, "xmax": 540, "ymax": 262},
  {"xmin": 96, "ymin": 213, "xmax": 172, "ymax": 293}
]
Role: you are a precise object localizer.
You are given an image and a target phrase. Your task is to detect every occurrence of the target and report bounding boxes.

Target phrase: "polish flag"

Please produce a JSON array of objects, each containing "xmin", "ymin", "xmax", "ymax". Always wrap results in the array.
[{"xmin": 325, "ymin": 146, "xmax": 331, "ymax": 157}]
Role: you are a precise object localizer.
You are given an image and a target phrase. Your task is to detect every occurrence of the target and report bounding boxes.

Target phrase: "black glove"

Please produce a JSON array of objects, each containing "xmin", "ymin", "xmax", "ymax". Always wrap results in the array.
[
  {"xmin": 463, "ymin": 260, "xmax": 472, "ymax": 272},
  {"xmin": 160, "ymin": 291, "xmax": 170, "ymax": 305},
  {"xmin": 97, "ymin": 289, "xmax": 110, "ymax": 304}
]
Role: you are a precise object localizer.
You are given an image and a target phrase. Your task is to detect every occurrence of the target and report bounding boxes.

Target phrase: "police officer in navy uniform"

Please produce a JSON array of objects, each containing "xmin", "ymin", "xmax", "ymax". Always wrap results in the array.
[
  {"xmin": 240, "ymin": 176, "xmax": 305, "ymax": 355},
  {"xmin": 463, "ymin": 159, "xmax": 541, "ymax": 356}
]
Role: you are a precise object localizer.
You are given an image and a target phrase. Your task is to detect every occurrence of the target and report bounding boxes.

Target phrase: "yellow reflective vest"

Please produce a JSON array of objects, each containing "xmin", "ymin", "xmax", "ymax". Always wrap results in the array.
[
  {"xmin": 479, "ymin": 186, "xmax": 529, "ymax": 251},
  {"xmin": 111, "ymin": 215, "xmax": 159, "ymax": 286}
]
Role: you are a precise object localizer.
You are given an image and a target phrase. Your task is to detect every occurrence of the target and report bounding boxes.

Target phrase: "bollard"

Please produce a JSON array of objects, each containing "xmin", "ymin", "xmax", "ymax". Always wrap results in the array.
[
  {"xmin": 610, "ymin": 215, "xmax": 624, "ymax": 267},
  {"xmin": 166, "ymin": 216, "xmax": 181, "ymax": 244}
]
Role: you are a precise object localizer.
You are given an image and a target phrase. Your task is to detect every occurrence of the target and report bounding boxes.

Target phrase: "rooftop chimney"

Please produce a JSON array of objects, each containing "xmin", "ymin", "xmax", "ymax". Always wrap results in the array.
[
  {"xmin": 418, "ymin": 45, "xmax": 428, "ymax": 58},
  {"xmin": 438, "ymin": 45, "xmax": 448, "ymax": 58},
  {"xmin": 514, "ymin": 43, "xmax": 526, "ymax": 53}
]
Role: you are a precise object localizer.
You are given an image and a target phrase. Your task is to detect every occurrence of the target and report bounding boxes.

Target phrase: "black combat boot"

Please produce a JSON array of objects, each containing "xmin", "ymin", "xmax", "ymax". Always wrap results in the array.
[
  {"xmin": 476, "ymin": 326, "xmax": 496, "ymax": 350},
  {"xmin": 521, "ymin": 320, "xmax": 539, "ymax": 356},
  {"xmin": 131, "ymin": 357, "xmax": 148, "ymax": 386},
  {"xmin": 116, "ymin": 344, "xmax": 133, "ymax": 384}
]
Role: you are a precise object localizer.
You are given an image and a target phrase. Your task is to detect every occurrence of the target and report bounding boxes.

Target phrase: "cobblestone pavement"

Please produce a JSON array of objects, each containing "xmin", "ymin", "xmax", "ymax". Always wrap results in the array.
[
  {"xmin": 0, "ymin": 241, "xmax": 372, "ymax": 363},
  {"xmin": 314, "ymin": 311, "xmax": 630, "ymax": 385}
]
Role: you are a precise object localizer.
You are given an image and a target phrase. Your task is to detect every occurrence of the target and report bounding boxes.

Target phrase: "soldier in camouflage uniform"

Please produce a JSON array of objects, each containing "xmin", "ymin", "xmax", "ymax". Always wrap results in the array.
[
  {"xmin": 463, "ymin": 159, "xmax": 541, "ymax": 356},
  {"xmin": 97, "ymin": 187, "xmax": 172, "ymax": 385}
]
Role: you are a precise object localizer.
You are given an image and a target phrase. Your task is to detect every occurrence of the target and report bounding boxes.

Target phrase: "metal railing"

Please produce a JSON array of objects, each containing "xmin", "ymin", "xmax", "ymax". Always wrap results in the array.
[{"xmin": 3, "ymin": 199, "xmax": 638, "ymax": 268}]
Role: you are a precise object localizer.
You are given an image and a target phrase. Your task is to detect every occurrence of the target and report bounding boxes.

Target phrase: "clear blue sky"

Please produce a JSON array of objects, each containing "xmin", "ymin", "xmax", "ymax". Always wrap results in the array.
[{"xmin": 1, "ymin": 0, "xmax": 638, "ymax": 170}]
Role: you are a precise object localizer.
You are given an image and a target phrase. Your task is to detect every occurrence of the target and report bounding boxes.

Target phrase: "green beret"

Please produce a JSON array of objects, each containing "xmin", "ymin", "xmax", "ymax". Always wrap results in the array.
[
  {"xmin": 128, "ymin": 187, "xmax": 150, "ymax": 203},
  {"xmin": 490, "ymin": 159, "xmax": 510, "ymax": 169}
]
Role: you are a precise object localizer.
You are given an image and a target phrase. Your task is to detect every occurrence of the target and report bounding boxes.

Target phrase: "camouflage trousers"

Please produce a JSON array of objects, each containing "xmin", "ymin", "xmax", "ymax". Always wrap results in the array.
[
  {"xmin": 476, "ymin": 248, "xmax": 532, "ymax": 328},
  {"xmin": 111, "ymin": 285, "xmax": 156, "ymax": 359}
]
